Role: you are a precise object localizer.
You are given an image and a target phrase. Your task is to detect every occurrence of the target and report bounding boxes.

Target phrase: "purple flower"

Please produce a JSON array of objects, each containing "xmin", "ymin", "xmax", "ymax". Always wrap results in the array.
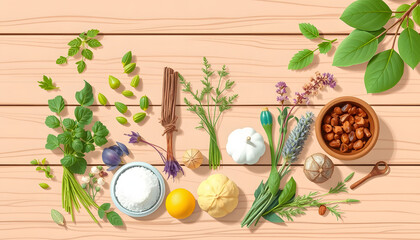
[
  {"xmin": 126, "ymin": 131, "xmax": 141, "ymax": 143},
  {"xmin": 277, "ymin": 95, "xmax": 289, "ymax": 103},
  {"xmin": 276, "ymin": 81, "xmax": 287, "ymax": 89},
  {"xmin": 164, "ymin": 160, "xmax": 184, "ymax": 179},
  {"xmin": 323, "ymin": 73, "xmax": 337, "ymax": 88}
]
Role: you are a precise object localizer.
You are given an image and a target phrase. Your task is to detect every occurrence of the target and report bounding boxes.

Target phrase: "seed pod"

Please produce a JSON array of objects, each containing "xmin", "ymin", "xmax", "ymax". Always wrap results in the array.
[
  {"xmin": 140, "ymin": 95, "xmax": 149, "ymax": 111},
  {"xmin": 122, "ymin": 90, "xmax": 134, "ymax": 97},
  {"xmin": 116, "ymin": 116, "xmax": 128, "ymax": 125},
  {"xmin": 123, "ymin": 63, "xmax": 136, "ymax": 74},
  {"xmin": 121, "ymin": 51, "xmax": 132, "ymax": 67},
  {"xmin": 97, "ymin": 93, "xmax": 108, "ymax": 106},
  {"xmin": 319, "ymin": 205, "xmax": 327, "ymax": 215},
  {"xmin": 133, "ymin": 112, "xmax": 146, "ymax": 123},
  {"xmin": 109, "ymin": 75, "xmax": 120, "ymax": 89},
  {"xmin": 130, "ymin": 75, "xmax": 140, "ymax": 88},
  {"xmin": 115, "ymin": 102, "xmax": 128, "ymax": 114}
]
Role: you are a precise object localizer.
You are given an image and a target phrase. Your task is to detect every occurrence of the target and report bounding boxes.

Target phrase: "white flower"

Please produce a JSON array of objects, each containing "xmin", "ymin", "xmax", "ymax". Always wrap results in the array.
[
  {"xmin": 81, "ymin": 176, "xmax": 90, "ymax": 183},
  {"xmin": 90, "ymin": 166, "xmax": 100, "ymax": 174},
  {"xmin": 97, "ymin": 177, "xmax": 105, "ymax": 186}
]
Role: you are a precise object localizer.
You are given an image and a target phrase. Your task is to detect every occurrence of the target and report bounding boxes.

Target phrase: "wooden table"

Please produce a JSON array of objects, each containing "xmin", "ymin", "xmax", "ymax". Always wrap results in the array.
[{"xmin": 1, "ymin": 1, "xmax": 419, "ymax": 239}]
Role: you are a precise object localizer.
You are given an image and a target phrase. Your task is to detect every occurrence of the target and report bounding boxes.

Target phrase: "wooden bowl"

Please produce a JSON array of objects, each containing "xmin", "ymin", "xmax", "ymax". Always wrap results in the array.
[{"xmin": 315, "ymin": 96, "xmax": 379, "ymax": 160}]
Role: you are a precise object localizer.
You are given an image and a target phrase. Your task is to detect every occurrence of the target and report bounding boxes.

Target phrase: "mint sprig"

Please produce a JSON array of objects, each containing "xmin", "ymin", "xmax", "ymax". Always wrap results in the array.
[
  {"xmin": 56, "ymin": 29, "xmax": 102, "ymax": 74},
  {"xmin": 97, "ymin": 203, "xmax": 123, "ymax": 226}
]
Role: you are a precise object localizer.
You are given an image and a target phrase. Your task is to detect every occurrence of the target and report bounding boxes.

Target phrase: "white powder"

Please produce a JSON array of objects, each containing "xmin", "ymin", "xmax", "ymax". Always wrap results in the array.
[{"xmin": 115, "ymin": 166, "xmax": 160, "ymax": 212}]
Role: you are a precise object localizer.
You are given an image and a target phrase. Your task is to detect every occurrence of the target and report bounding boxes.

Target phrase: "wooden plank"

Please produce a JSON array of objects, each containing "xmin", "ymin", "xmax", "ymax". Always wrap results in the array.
[
  {"xmin": 1, "ymin": 35, "xmax": 419, "ymax": 105},
  {"xmin": 0, "ymin": 0, "xmax": 408, "ymax": 34},
  {"xmin": 0, "ymin": 165, "xmax": 419, "ymax": 240},
  {"xmin": 0, "ymin": 105, "xmax": 418, "ymax": 165}
]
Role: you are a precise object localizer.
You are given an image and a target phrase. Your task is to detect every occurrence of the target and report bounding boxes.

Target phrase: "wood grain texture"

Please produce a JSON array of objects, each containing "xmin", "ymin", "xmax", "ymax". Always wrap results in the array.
[
  {"xmin": 1, "ymin": 35, "xmax": 420, "ymax": 105},
  {"xmin": 0, "ymin": 165, "xmax": 419, "ymax": 240},
  {"xmin": 1, "ymin": 105, "xmax": 418, "ymax": 165},
  {"xmin": 0, "ymin": 0, "xmax": 409, "ymax": 34}
]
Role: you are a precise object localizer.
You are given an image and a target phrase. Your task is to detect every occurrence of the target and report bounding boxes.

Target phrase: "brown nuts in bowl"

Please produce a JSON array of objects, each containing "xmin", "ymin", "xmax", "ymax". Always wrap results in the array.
[{"xmin": 322, "ymin": 103, "xmax": 371, "ymax": 153}]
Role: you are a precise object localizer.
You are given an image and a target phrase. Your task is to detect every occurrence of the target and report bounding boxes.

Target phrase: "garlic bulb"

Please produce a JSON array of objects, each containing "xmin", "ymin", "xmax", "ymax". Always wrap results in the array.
[
  {"xmin": 303, "ymin": 153, "xmax": 334, "ymax": 183},
  {"xmin": 182, "ymin": 149, "xmax": 203, "ymax": 169}
]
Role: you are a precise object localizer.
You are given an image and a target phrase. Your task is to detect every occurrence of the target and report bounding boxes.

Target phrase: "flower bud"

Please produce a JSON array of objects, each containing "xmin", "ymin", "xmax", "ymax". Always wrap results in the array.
[
  {"xmin": 97, "ymin": 166, "xmax": 103, "ymax": 170},
  {"xmin": 95, "ymin": 186, "xmax": 101, "ymax": 192},
  {"xmin": 97, "ymin": 93, "xmax": 108, "ymax": 106},
  {"xmin": 130, "ymin": 75, "xmax": 140, "ymax": 88},
  {"xmin": 140, "ymin": 95, "xmax": 149, "ymax": 111},
  {"xmin": 133, "ymin": 112, "xmax": 146, "ymax": 123},
  {"xmin": 123, "ymin": 63, "xmax": 136, "ymax": 74},
  {"xmin": 81, "ymin": 183, "xmax": 87, "ymax": 189},
  {"xmin": 122, "ymin": 90, "xmax": 134, "ymax": 97},
  {"xmin": 116, "ymin": 116, "xmax": 128, "ymax": 125},
  {"xmin": 97, "ymin": 177, "xmax": 105, "ymax": 186}
]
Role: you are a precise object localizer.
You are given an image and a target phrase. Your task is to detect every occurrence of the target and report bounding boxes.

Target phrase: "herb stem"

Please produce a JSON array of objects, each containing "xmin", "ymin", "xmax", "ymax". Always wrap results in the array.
[{"xmin": 377, "ymin": 2, "xmax": 419, "ymax": 40}]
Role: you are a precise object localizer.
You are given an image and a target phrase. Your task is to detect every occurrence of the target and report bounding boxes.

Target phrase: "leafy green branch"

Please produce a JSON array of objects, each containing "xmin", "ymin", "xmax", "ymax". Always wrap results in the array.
[
  {"xmin": 56, "ymin": 29, "xmax": 102, "ymax": 73},
  {"xmin": 288, "ymin": 23, "xmax": 338, "ymax": 70}
]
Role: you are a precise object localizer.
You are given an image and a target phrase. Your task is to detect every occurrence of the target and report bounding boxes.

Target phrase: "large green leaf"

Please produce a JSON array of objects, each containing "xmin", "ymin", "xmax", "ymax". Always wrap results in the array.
[
  {"xmin": 298, "ymin": 23, "xmax": 319, "ymax": 39},
  {"xmin": 45, "ymin": 115, "xmax": 60, "ymax": 129},
  {"xmin": 263, "ymin": 212, "xmax": 284, "ymax": 223},
  {"xmin": 288, "ymin": 49, "xmax": 314, "ymax": 70},
  {"xmin": 60, "ymin": 155, "xmax": 76, "ymax": 168},
  {"xmin": 340, "ymin": 0, "xmax": 392, "ymax": 31},
  {"xmin": 364, "ymin": 49, "xmax": 404, "ymax": 93},
  {"xmin": 414, "ymin": 6, "xmax": 420, "ymax": 26},
  {"xmin": 67, "ymin": 157, "xmax": 87, "ymax": 174},
  {"xmin": 333, "ymin": 31, "xmax": 378, "ymax": 67},
  {"xmin": 352, "ymin": 27, "xmax": 386, "ymax": 43},
  {"xmin": 398, "ymin": 28, "xmax": 420, "ymax": 69},
  {"xmin": 277, "ymin": 177, "xmax": 296, "ymax": 206}
]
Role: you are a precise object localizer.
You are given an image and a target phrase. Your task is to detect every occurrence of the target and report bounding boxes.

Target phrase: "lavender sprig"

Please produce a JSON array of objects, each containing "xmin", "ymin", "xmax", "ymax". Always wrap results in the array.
[{"xmin": 282, "ymin": 112, "xmax": 314, "ymax": 163}]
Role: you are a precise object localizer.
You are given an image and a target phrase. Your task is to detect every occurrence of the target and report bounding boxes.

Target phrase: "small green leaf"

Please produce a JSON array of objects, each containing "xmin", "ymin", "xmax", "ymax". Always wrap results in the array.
[
  {"xmin": 86, "ymin": 39, "xmax": 102, "ymax": 48},
  {"xmin": 344, "ymin": 172, "xmax": 355, "ymax": 182},
  {"xmin": 60, "ymin": 155, "xmax": 75, "ymax": 167},
  {"xmin": 401, "ymin": 17, "xmax": 414, "ymax": 29},
  {"xmin": 79, "ymin": 32, "xmax": 87, "ymax": 40},
  {"xmin": 413, "ymin": 6, "xmax": 420, "ymax": 26},
  {"xmin": 106, "ymin": 211, "xmax": 123, "ymax": 226},
  {"xmin": 98, "ymin": 208, "xmax": 105, "ymax": 219},
  {"xmin": 39, "ymin": 183, "xmax": 49, "ymax": 189},
  {"xmin": 87, "ymin": 29, "xmax": 100, "ymax": 38},
  {"xmin": 38, "ymin": 75, "xmax": 59, "ymax": 91},
  {"xmin": 333, "ymin": 31, "xmax": 378, "ymax": 67},
  {"xmin": 288, "ymin": 49, "xmax": 314, "ymax": 70},
  {"xmin": 254, "ymin": 181, "xmax": 264, "ymax": 199},
  {"xmin": 81, "ymin": 49, "xmax": 93, "ymax": 60},
  {"xmin": 36, "ymin": 166, "xmax": 42, "ymax": 171},
  {"xmin": 68, "ymin": 38, "xmax": 82, "ymax": 47},
  {"xmin": 56, "ymin": 56, "xmax": 67, "ymax": 65},
  {"xmin": 262, "ymin": 212, "xmax": 284, "ymax": 223},
  {"xmin": 58, "ymin": 132, "xmax": 72, "ymax": 144},
  {"xmin": 318, "ymin": 41, "xmax": 332, "ymax": 54},
  {"xmin": 298, "ymin": 23, "xmax": 319, "ymax": 39},
  {"xmin": 67, "ymin": 157, "xmax": 87, "ymax": 174},
  {"xmin": 398, "ymin": 28, "xmax": 420, "ymax": 69},
  {"xmin": 76, "ymin": 60, "xmax": 86, "ymax": 73},
  {"xmin": 74, "ymin": 127, "xmax": 86, "ymax": 139},
  {"xmin": 45, "ymin": 134, "xmax": 60, "ymax": 150},
  {"xmin": 94, "ymin": 136, "xmax": 108, "ymax": 146},
  {"xmin": 364, "ymin": 49, "xmax": 404, "ymax": 93},
  {"xmin": 30, "ymin": 159, "xmax": 38, "ymax": 165},
  {"xmin": 74, "ymin": 106, "xmax": 93, "ymax": 126},
  {"xmin": 92, "ymin": 121, "xmax": 109, "ymax": 137},
  {"xmin": 68, "ymin": 47, "xmax": 80, "ymax": 56},
  {"xmin": 84, "ymin": 143, "xmax": 95, "ymax": 153},
  {"xmin": 51, "ymin": 209, "xmax": 65, "ymax": 225},
  {"xmin": 62, "ymin": 118, "xmax": 76, "ymax": 130},
  {"xmin": 100, "ymin": 203, "xmax": 111, "ymax": 211},
  {"xmin": 122, "ymin": 51, "xmax": 132, "ymax": 67},
  {"xmin": 395, "ymin": 4, "xmax": 410, "ymax": 18},
  {"xmin": 72, "ymin": 139, "xmax": 84, "ymax": 153},
  {"xmin": 278, "ymin": 177, "xmax": 296, "ymax": 206},
  {"xmin": 123, "ymin": 63, "xmax": 136, "ymax": 74},
  {"xmin": 45, "ymin": 115, "xmax": 61, "ymax": 129},
  {"xmin": 75, "ymin": 80, "xmax": 94, "ymax": 106},
  {"xmin": 48, "ymin": 96, "xmax": 65, "ymax": 114},
  {"xmin": 340, "ymin": 0, "xmax": 392, "ymax": 31}
]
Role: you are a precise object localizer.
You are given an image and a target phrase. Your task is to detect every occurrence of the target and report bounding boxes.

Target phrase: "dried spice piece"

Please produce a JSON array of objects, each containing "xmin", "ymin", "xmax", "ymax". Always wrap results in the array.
[{"xmin": 160, "ymin": 67, "xmax": 184, "ymax": 179}]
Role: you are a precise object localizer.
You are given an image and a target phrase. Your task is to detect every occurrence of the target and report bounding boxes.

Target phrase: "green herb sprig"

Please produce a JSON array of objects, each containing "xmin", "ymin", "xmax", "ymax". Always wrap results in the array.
[
  {"xmin": 179, "ymin": 57, "xmax": 238, "ymax": 169},
  {"xmin": 334, "ymin": 0, "xmax": 420, "ymax": 93},
  {"xmin": 56, "ymin": 29, "xmax": 102, "ymax": 73},
  {"xmin": 97, "ymin": 203, "xmax": 123, "ymax": 226},
  {"xmin": 38, "ymin": 75, "xmax": 59, "ymax": 91},
  {"xmin": 288, "ymin": 23, "xmax": 337, "ymax": 70},
  {"xmin": 30, "ymin": 158, "xmax": 54, "ymax": 179}
]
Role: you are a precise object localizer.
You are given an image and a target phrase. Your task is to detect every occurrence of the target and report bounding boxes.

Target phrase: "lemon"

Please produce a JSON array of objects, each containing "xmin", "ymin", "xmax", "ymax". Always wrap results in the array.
[{"xmin": 165, "ymin": 188, "xmax": 195, "ymax": 219}]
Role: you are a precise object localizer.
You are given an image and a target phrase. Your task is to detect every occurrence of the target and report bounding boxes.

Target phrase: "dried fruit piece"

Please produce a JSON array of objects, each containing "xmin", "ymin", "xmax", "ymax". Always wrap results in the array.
[
  {"xmin": 98, "ymin": 93, "xmax": 108, "ymax": 106},
  {"xmin": 130, "ymin": 75, "xmax": 140, "ymax": 88},
  {"xmin": 116, "ymin": 116, "xmax": 128, "ymax": 125},
  {"xmin": 319, "ymin": 205, "xmax": 327, "ymax": 215},
  {"xmin": 133, "ymin": 112, "xmax": 146, "ymax": 123},
  {"xmin": 122, "ymin": 90, "xmax": 134, "ymax": 97},
  {"xmin": 115, "ymin": 102, "xmax": 128, "ymax": 114},
  {"xmin": 109, "ymin": 75, "xmax": 120, "ymax": 89},
  {"xmin": 140, "ymin": 95, "xmax": 149, "ymax": 111}
]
